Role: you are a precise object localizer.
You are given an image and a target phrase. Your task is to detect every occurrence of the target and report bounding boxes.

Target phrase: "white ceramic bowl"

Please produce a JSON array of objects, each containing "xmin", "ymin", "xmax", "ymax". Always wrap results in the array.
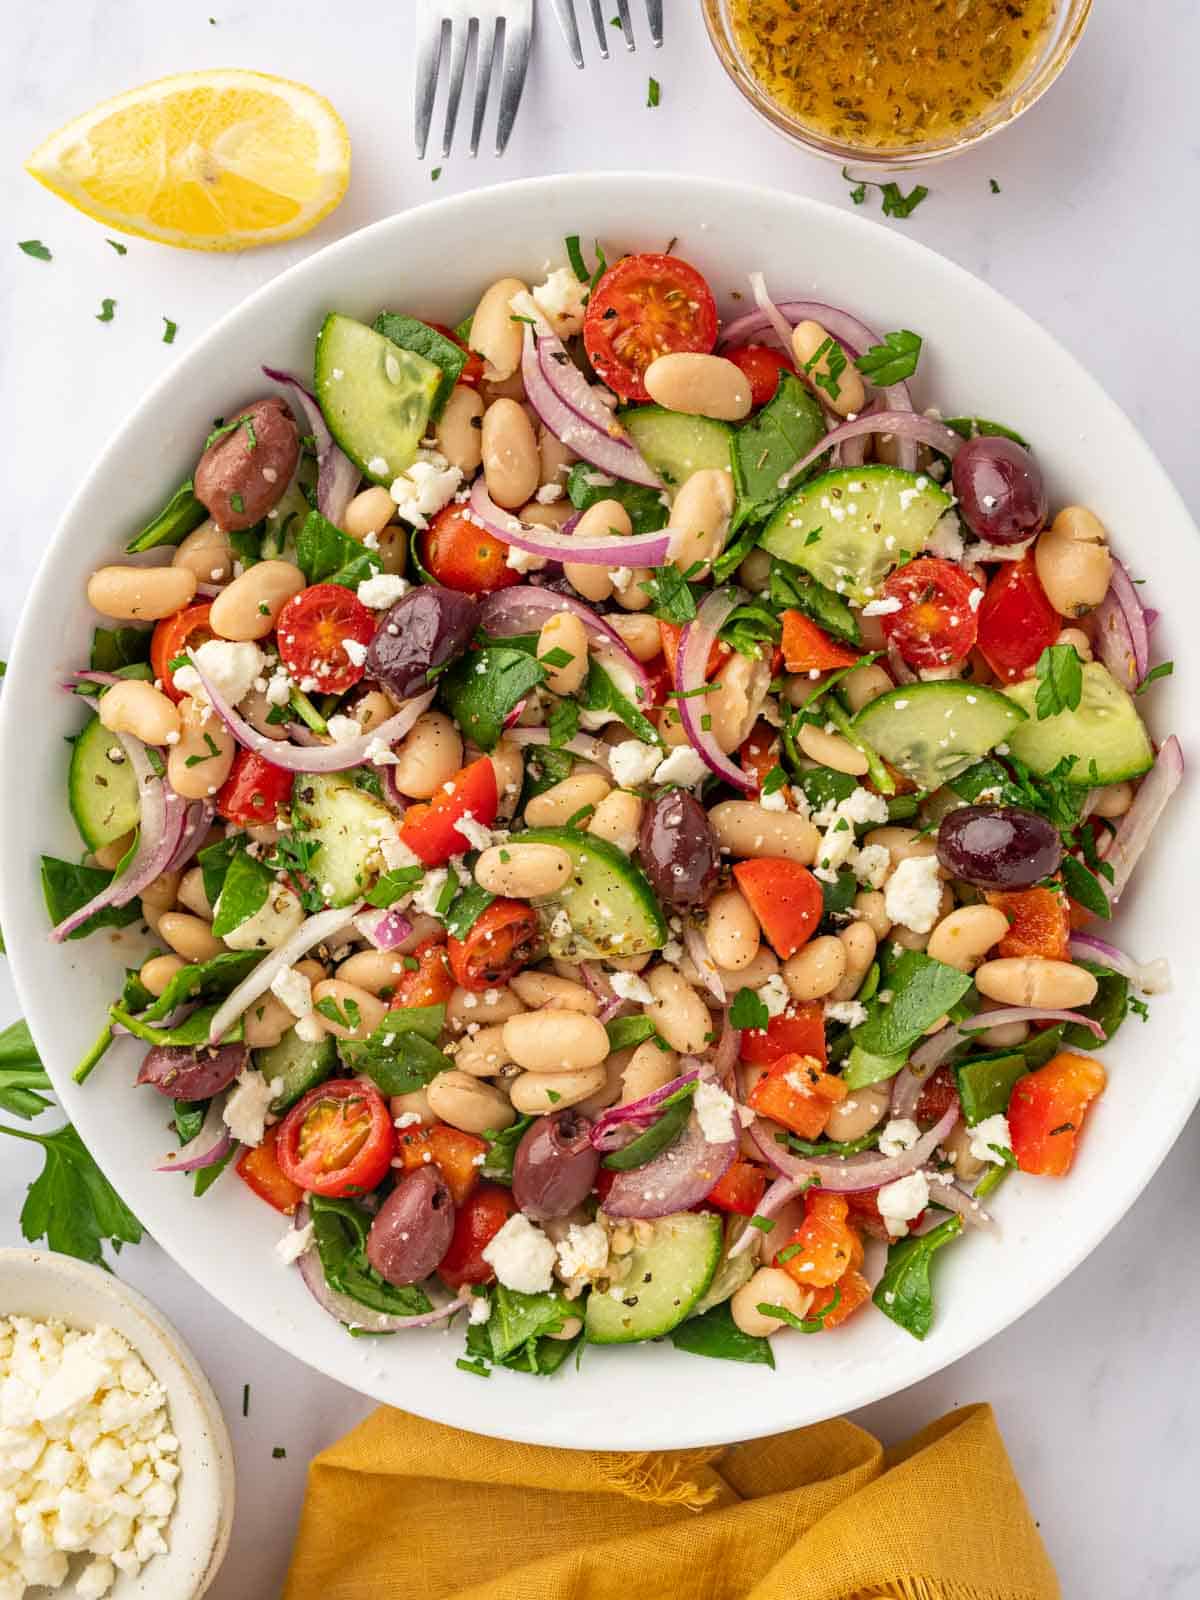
[
  {"xmin": 1, "ymin": 174, "xmax": 1196, "ymax": 1451},
  {"xmin": 0, "ymin": 1248, "xmax": 234, "ymax": 1597}
]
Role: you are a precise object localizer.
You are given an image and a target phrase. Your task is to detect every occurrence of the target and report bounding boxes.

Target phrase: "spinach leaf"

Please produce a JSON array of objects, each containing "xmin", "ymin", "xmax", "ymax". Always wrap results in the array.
[
  {"xmin": 90, "ymin": 626, "xmax": 152, "ymax": 673},
  {"xmin": 173, "ymin": 1100, "xmax": 207, "ymax": 1145},
  {"xmin": 669, "ymin": 1300, "xmax": 775, "ymax": 1367},
  {"xmin": 482, "ymin": 1285, "xmax": 572, "ymax": 1362},
  {"xmin": 193, "ymin": 1140, "xmax": 239, "ymax": 1197},
  {"xmin": 602, "ymin": 1085, "xmax": 696, "ymax": 1170},
  {"xmin": 0, "ymin": 1021, "xmax": 53, "ymax": 1120},
  {"xmin": 444, "ymin": 881, "xmax": 495, "ymax": 942},
  {"xmin": 1063, "ymin": 964, "xmax": 1130, "ymax": 1048},
  {"xmin": 125, "ymin": 478, "xmax": 207, "ymax": 553},
  {"xmin": 374, "ymin": 313, "xmax": 466, "ymax": 420},
  {"xmin": 842, "ymin": 1045, "xmax": 909, "ymax": 1090},
  {"xmin": 141, "ymin": 949, "xmax": 263, "ymax": 1022},
  {"xmin": 340, "ymin": 1017, "xmax": 450, "ymax": 1094},
  {"xmin": 849, "ymin": 951, "xmax": 973, "ymax": 1060},
  {"xmin": 954, "ymin": 1051, "xmax": 1027, "ymax": 1126},
  {"xmin": 481, "ymin": 1116, "xmax": 534, "ymax": 1184},
  {"xmin": 40, "ymin": 856, "xmax": 142, "ymax": 941},
  {"xmin": 603, "ymin": 1014, "xmax": 659, "ymax": 1053},
  {"xmin": 872, "ymin": 1215, "xmax": 963, "ymax": 1340},
  {"xmin": 1060, "ymin": 855, "xmax": 1111, "ymax": 921},
  {"xmin": 1021, "ymin": 1023, "xmax": 1066, "ymax": 1070},
  {"xmin": 520, "ymin": 745, "xmax": 573, "ymax": 806},
  {"xmin": 0, "ymin": 1122, "xmax": 143, "ymax": 1268},
  {"xmin": 793, "ymin": 764, "xmax": 857, "ymax": 812},
  {"xmin": 784, "ymin": 1128, "xmax": 881, "ymax": 1157},
  {"xmin": 364, "ymin": 867, "xmax": 425, "ymax": 908},
  {"xmin": 820, "ymin": 866, "xmax": 858, "ymax": 922},
  {"xmin": 295, "ymin": 509, "xmax": 382, "ymax": 589},
  {"xmin": 943, "ymin": 417, "xmax": 1029, "ymax": 448},
  {"xmin": 770, "ymin": 562, "xmax": 860, "ymax": 645},
  {"xmin": 580, "ymin": 658, "xmax": 660, "ymax": 745},
  {"xmin": 731, "ymin": 372, "xmax": 825, "ymax": 528},
  {"xmin": 109, "ymin": 1003, "xmax": 242, "ymax": 1048},
  {"xmin": 309, "ymin": 1196, "xmax": 432, "ymax": 1318},
  {"xmin": 210, "ymin": 849, "xmax": 275, "ymax": 939},
  {"xmin": 197, "ymin": 835, "xmax": 240, "ymax": 907},
  {"xmin": 565, "ymin": 464, "xmax": 668, "ymax": 534},
  {"xmin": 440, "ymin": 645, "xmax": 547, "ymax": 751}
]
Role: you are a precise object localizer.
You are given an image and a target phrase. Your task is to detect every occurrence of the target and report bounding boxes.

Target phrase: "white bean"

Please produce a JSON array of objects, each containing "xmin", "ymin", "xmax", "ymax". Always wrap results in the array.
[
  {"xmin": 644, "ymin": 965, "xmax": 712, "ymax": 1055},
  {"xmin": 390, "ymin": 712, "xmax": 463, "ymax": 800},
  {"xmin": 469, "ymin": 277, "xmax": 528, "ymax": 382},
  {"xmin": 708, "ymin": 801, "xmax": 819, "ymax": 865},
  {"xmin": 87, "ymin": 564, "xmax": 196, "ymax": 622},
  {"xmin": 502, "ymin": 1009, "xmax": 609, "ymax": 1073},
  {"xmin": 475, "ymin": 843, "xmax": 573, "ymax": 899},
  {"xmin": 209, "ymin": 560, "xmax": 305, "ymax": 642},
  {"xmin": 644, "ymin": 353, "xmax": 753, "ymax": 421}
]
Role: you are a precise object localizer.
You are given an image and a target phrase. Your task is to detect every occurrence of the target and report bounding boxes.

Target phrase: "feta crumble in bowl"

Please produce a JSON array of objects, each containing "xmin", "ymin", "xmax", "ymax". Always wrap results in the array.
[{"xmin": 0, "ymin": 1249, "xmax": 233, "ymax": 1599}]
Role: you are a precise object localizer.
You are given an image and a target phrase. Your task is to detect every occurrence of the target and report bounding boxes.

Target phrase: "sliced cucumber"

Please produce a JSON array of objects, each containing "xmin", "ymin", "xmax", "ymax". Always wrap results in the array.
[
  {"xmin": 691, "ymin": 1219, "xmax": 756, "ymax": 1317},
  {"xmin": 1004, "ymin": 662, "xmax": 1154, "ymax": 784},
  {"xmin": 585, "ymin": 1212, "xmax": 721, "ymax": 1344},
  {"xmin": 291, "ymin": 773, "xmax": 395, "ymax": 906},
  {"xmin": 760, "ymin": 465, "xmax": 952, "ymax": 604},
  {"xmin": 617, "ymin": 405, "xmax": 732, "ymax": 493},
  {"xmin": 256, "ymin": 1031, "xmax": 336, "ymax": 1112},
  {"xmin": 853, "ymin": 681, "xmax": 1028, "ymax": 790},
  {"xmin": 516, "ymin": 826, "xmax": 667, "ymax": 959},
  {"xmin": 69, "ymin": 715, "xmax": 141, "ymax": 849},
  {"xmin": 314, "ymin": 314, "xmax": 441, "ymax": 484}
]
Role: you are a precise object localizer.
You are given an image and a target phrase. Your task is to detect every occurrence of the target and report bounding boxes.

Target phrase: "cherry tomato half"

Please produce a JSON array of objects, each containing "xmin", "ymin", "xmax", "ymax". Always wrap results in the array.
[
  {"xmin": 880, "ymin": 557, "xmax": 983, "ymax": 671},
  {"xmin": 976, "ymin": 554, "xmax": 1061, "ymax": 682},
  {"xmin": 437, "ymin": 1183, "xmax": 516, "ymax": 1288},
  {"xmin": 216, "ymin": 750, "xmax": 294, "ymax": 827},
  {"xmin": 385, "ymin": 936, "xmax": 456, "ymax": 1009},
  {"xmin": 276, "ymin": 583, "xmax": 376, "ymax": 693},
  {"xmin": 150, "ymin": 602, "xmax": 215, "ymax": 701},
  {"xmin": 429, "ymin": 323, "xmax": 485, "ymax": 388},
  {"xmin": 584, "ymin": 253, "xmax": 718, "ymax": 403},
  {"xmin": 275, "ymin": 1079, "xmax": 393, "ymax": 1199},
  {"xmin": 448, "ymin": 899, "xmax": 541, "ymax": 991},
  {"xmin": 724, "ymin": 343, "xmax": 795, "ymax": 409},
  {"xmin": 418, "ymin": 503, "xmax": 519, "ymax": 595}
]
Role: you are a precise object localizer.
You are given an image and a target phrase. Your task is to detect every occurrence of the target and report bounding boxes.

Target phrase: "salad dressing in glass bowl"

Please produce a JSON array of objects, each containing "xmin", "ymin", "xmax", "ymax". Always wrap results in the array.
[{"xmin": 704, "ymin": 0, "xmax": 1092, "ymax": 167}]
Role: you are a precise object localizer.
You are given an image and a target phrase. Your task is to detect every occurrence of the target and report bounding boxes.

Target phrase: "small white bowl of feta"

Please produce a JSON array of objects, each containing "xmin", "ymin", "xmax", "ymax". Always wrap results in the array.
[{"xmin": 0, "ymin": 1247, "xmax": 234, "ymax": 1600}]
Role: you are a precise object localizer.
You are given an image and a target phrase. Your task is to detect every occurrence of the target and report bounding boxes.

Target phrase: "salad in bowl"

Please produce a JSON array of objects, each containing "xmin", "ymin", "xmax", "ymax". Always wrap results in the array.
[{"xmin": 45, "ymin": 240, "xmax": 1180, "ymax": 1377}]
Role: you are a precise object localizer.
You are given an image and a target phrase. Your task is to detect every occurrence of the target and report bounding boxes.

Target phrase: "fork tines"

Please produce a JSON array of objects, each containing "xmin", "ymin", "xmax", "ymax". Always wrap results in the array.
[
  {"xmin": 416, "ymin": 0, "xmax": 534, "ymax": 159},
  {"xmin": 550, "ymin": 0, "xmax": 663, "ymax": 67}
]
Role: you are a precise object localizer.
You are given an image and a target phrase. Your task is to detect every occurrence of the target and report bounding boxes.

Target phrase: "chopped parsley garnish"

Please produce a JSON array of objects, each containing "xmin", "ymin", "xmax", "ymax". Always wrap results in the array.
[
  {"xmin": 989, "ymin": 178, "xmax": 1002, "ymax": 194},
  {"xmin": 841, "ymin": 167, "xmax": 929, "ymax": 219},
  {"xmin": 802, "ymin": 336, "xmax": 846, "ymax": 402},
  {"xmin": 547, "ymin": 696, "xmax": 580, "ymax": 750},
  {"xmin": 1135, "ymin": 660, "xmax": 1173, "ymax": 694},
  {"xmin": 647, "ymin": 77, "xmax": 661, "ymax": 108},
  {"xmin": 855, "ymin": 329, "xmax": 922, "ymax": 386},
  {"xmin": 18, "ymin": 240, "xmax": 51, "ymax": 261},
  {"xmin": 431, "ymin": 167, "xmax": 443, "ymax": 182},
  {"xmin": 1034, "ymin": 643, "xmax": 1083, "ymax": 720},
  {"xmin": 107, "ymin": 238, "xmax": 128, "ymax": 254},
  {"xmin": 162, "ymin": 317, "xmax": 178, "ymax": 344},
  {"xmin": 729, "ymin": 986, "xmax": 770, "ymax": 1031},
  {"xmin": 184, "ymin": 732, "xmax": 222, "ymax": 768},
  {"xmin": 95, "ymin": 298, "xmax": 117, "ymax": 323}
]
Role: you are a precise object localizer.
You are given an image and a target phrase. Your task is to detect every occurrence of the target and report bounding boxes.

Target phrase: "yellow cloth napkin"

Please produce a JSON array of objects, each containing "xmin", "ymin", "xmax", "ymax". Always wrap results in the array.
[{"xmin": 284, "ymin": 1402, "xmax": 1058, "ymax": 1600}]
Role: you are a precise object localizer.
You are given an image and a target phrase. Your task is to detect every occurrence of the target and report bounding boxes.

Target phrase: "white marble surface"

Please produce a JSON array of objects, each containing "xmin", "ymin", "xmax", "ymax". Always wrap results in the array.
[{"xmin": 1, "ymin": 3, "xmax": 1198, "ymax": 1596}]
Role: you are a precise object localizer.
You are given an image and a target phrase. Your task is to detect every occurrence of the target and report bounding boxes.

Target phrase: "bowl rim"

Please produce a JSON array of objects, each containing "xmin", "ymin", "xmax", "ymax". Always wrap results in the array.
[
  {"xmin": 1, "ymin": 170, "xmax": 1196, "ymax": 1449},
  {"xmin": 0, "ymin": 1245, "xmax": 235, "ymax": 1597}
]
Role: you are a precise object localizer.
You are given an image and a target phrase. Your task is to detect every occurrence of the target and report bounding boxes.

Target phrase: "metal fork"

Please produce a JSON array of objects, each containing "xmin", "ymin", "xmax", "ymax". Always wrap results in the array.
[
  {"xmin": 415, "ymin": 0, "xmax": 533, "ymax": 159},
  {"xmin": 549, "ymin": 0, "xmax": 662, "ymax": 65}
]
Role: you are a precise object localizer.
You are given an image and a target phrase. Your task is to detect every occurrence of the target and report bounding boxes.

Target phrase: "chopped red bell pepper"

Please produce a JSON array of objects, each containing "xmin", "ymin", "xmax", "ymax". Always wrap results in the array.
[
  {"xmin": 705, "ymin": 1158, "xmax": 767, "ymax": 1216},
  {"xmin": 780, "ymin": 610, "xmax": 861, "ymax": 673},
  {"xmin": 739, "ymin": 1001, "xmax": 827, "ymax": 1068},
  {"xmin": 396, "ymin": 756, "xmax": 498, "ymax": 867},
  {"xmin": 1009, "ymin": 1051, "xmax": 1106, "ymax": 1176},
  {"xmin": 805, "ymin": 1266, "xmax": 872, "ymax": 1329},
  {"xmin": 746, "ymin": 1052, "xmax": 847, "ymax": 1139},
  {"xmin": 987, "ymin": 885, "xmax": 1071, "ymax": 961},
  {"xmin": 774, "ymin": 1190, "xmax": 859, "ymax": 1287},
  {"xmin": 732, "ymin": 858, "xmax": 824, "ymax": 959},
  {"xmin": 236, "ymin": 1125, "xmax": 303, "ymax": 1216}
]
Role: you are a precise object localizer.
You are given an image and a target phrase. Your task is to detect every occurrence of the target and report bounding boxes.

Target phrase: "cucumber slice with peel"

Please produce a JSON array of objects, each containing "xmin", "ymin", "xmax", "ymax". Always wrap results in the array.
[
  {"xmin": 314, "ymin": 314, "xmax": 441, "ymax": 483},
  {"xmin": 69, "ymin": 714, "xmax": 141, "ymax": 850},
  {"xmin": 585, "ymin": 1212, "xmax": 722, "ymax": 1344},
  {"xmin": 1004, "ymin": 662, "xmax": 1154, "ymax": 784},
  {"xmin": 617, "ymin": 404, "xmax": 732, "ymax": 493},
  {"xmin": 760, "ymin": 465, "xmax": 952, "ymax": 604},
  {"xmin": 853, "ymin": 681, "xmax": 1028, "ymax": 790},
  {"xmin": 291, "ymin": 773, "xmax": 395, "ymax": 906},
  {"xmin": 516, "ymin": 826, "xmax": 667, "ymax": 959}
]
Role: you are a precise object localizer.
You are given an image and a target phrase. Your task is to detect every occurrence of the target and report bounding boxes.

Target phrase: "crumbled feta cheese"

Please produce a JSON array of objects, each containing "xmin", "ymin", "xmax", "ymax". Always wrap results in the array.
[
  {"xmin": 608, "ymin": 970, "xmax": 655, "ymax": 1005},
  {"xmin": 481, "ymin": 1214, "xmax": 557, "ymax": 1294},
  {"xmin": 530, "ymin": 266, "xmax": 591, "ymax": 337},
  {"xmin": 222, "ymin": 1070, "xmax": 283, "ymax": 1148},
  {"xmin": 270, "ymin": 965, "xmax": 313, "ymax": 1020},
  {"xmin": 0, "ymin": 1317, "xmax": 179, "ymax": 1596},
  {"xmin": 505, "ymin": 544, "xmax": 545, "ymax": 574},
  {"xmin": 555, "ymin": 1222, "xmax": 609, "ymax": 1281},
  {"xmin": 694, "ymin": 1080, "xmax": 736, "ymax": 1144},
  {"xmin": 926, "ymin": 512, "xmax": 966, "ymax": 562},
  {"xmin": 759, "ymin": 973, "xmax": 790, "ymax": 1018},
  {"xmin": 884, "ymin": 854, "xmax": 943, "ymax": 934},
  {"xmin": 878, "ymin": 1118, "xmax": 921, "ymax": 1158},
  {"xmin": 535, "ymin": 483, "xmax": 564, "ymax": 504},
  {"xmin": 608, "ymin": 740, "xmax": 662, "ymax": 788},
  {"xmin": 860, "ymin": 595, "xmax": 903, "ymax": 617},
  {"xmin": 876, "ymin": 1171, "xmax": 930, "ymax": 1236},
  {"xmin": 452, "ymin": 811, "xmax": 495, "ymax": 853},
  {"xmin": 851, "ymin": 842, "xmax": 892, "ymax": 890},
  {"xmin": 218, "ymin": 882, "xmax": 305, "ymax": 951},
  {"xmin": 389, "ymin": 451, "xmax": 463, "ymax": 529},
  {"xmin": 368, "ymin": 455, "xmax": 390, "ymax": 477},
  {"xmin": 608, "ymin": 566, "xmax": 634, "ymax": 592},
  {"xmin": 549, "ymin": 908, "xmax": 572, "ymax": 941},
  {"xmin": 652, "ymin": 747, "xmax": 709, "ymax": 789},
  {"xmin": 342, "ymin": 637, "xmax": 369, "ymax": 668},
  {"xmin": 824, "ymin": 999, "xmax": 868, "ymax": 1028},
  {"xmin": 364, "ymin": 735, "xmax": 400, "ymax": 766},
  {"xmin": 276, "ymin": 1221, "xmax": 314, "ymax": 1265},
  {"xmin": 356, "ymin": 573, "xmax": 410, "ymax": 610},
  {"xmin": 264, "ymin": 665, "xmax": 293, "ymax": 706},
  {"xmin": 968, "ymin": 1113, "xmax": 1013, "ymax": 1165},
  {"xmin": 381, "ymin": 833, "xmax": 423, "ymax": 873},
  {"xmin": 410, "ymin": 869, "xmax": 448, "ymax": 917},
  {"xmin": 325, "ymin": 714, "xmax": 363, "ymax": 745},
  {"xmin": 180, "ymin": 639, "xmax": 265, "ymax": 708},
  {"xmin": 294, "ymin": 1014, "xmax": 326, "ymax": 1044},
  {"xmin": 468, "ymin": 1294, "xmax": 492, "ymax": 1326},
  {"xmin": 758, "ymin": 786, "xmax": 789, "ymax": 812}
]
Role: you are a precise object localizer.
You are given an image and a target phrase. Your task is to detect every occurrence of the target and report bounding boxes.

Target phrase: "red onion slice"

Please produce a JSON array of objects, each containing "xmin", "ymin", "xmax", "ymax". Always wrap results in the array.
[
  {"xmin": 1103, "ymin": 735, "xmax": 1183, "ymax": 904},
  {"xmin": 189, "ymin": 649, "xmax": 435, "ymax": 773},
  {"xmin": 601, "ymin": 1101, "xmax": 738, "ymax": 1220},
  {"xmin": 1093, "ymin": 557, "xmax": 1151, "ymax": 691},
  {"xmin": 207, "ymin": 904, "xmax": 362, "ymax": 1045},
  {"xmin": 62, "ymin": 669, "xmax": 127, "ymax": 691},
  {"xmin": 1067, "ymin": 933, "xmax": 1171, "ymax": 996},
  {"xmin": 521, "ymin": 328, "xmax": 663, "ymax": 490},
  {"xmin": 467, "ymin": 480, "xmax": 674, "ymax": 567},
  {"xmin": 911, "ymin": 1007, "xmax": 1104, "ymax": 1071},
  {"xmin": 925, "ymin": 1173, "xmax": 993, "ymax": 1230},
  {"xmin": 293, "ymin": 1204, "xmax": 471, "ymax": 1333},
  {"xmin": 156, "ymin": 1103, "xmax": 235, "ymax": 1174},
  {"xmin": 479, "ymin": 586, "xmax": 653, "ymax": 707},
  {"xmin": 353, "ymin": 907, "xmax": 415, "ymax": 951},
  {"xmin": 505, "ymin": 726, "xmax": 614, "ymax": 770},
  {"xmin": 675, "ymin": 587, "xmax": 756, "ymax": 793},
  {"xmin": 263, "ymin": 366, "xmax": 360, "ymax": 526},
  {"xmin": 749, "ymin": 1102, "xmax": 959, "ymax": 1194},
  {"xmin": 889, "ymin": 1063, "xmax": 929, "ymax": 1121},
  {"xmin": 590, "ymin": 1068, "xmax": 702, "ymax": 1150},
  {"xmin": 683, "ymin": 920, "xmax": 726, "ymax": 1003},
  {"xmin": 50, "ymin": 735, "xmax": 189, "ymax": 941},
  {"xmin": 162, "ymin": 799, "xmax": 217, "ymax": 876},
  {"xmin": 778, "ymin": 410, "xmax": 963, "ymax": 494}
]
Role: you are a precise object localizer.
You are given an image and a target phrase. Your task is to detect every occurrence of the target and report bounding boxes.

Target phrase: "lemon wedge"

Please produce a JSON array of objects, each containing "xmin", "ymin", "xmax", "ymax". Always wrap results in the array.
[{"xmin": 26, "ymin": 69, "xmax": 350, "ymax": 252}]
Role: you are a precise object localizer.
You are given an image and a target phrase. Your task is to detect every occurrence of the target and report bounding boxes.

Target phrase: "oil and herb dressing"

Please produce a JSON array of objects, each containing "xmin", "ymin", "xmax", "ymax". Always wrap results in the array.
[{"xmin": 729, "ymin": 0, "xmax": 1058, "ymax": 152}]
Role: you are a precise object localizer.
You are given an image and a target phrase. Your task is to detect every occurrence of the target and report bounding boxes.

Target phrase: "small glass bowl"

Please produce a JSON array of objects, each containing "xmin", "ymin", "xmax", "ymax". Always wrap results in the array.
[{"xmin": 701, "ymin": 0, "xmax": 1093, "ymax": 170}]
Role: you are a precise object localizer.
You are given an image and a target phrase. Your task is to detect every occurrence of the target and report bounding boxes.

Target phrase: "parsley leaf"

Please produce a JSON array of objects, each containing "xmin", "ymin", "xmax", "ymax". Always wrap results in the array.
[
  {"xmin": 0, "ymin": 1021, "xmax": 53, "ymax": 1120},
  {"xmin": 0, "ymin": 1121, "xmax": 143, "ymax": 1268},
  {"xmin": 802, "ymin": 336, "xmax": 846, "ymax": 402},
  {"xmin": 729, "ymin": 987, "xmax": 770, "ymax": 1031},
  {"xmin": 18, "ymin": 240, "xmax": 51, "ymax": 261},
  {"xmin": 855, "ymin": 330, "xmax": 923, "ymax": 386},
  {"xmin": 95, "ymin": 298, "xmax": 117, "ymax": 323},
  {"xmin": 643, "ymin": 564, "xmax": 699, "ymax": 623},
  {"xmin": 989, "ymin": 178, "xmax": 1002, "ymax": 194},
  {"xmin": 365, "ymin": 867, "xmax": 424, "ymax": 908},
  {"xmin": 107, "ymin": 238, "xmax": 128, "ymax": 254},
  {"xmin": 547, "ymin": 696, "xmax": 580, "ymax": 750},
  {"xmin": 1034, "ymin": 643, "xmax": 1084, "ymax": 720},
  {"xmin": 162, "ymin": 317, "xmax": 178, "ymax": 345},
  {"xmin": 841, "ymin": 168, "xmax": 929, "ymax": 219},
  {"xmin": 647, "ymin": 77, "xmax": 661, "ymax": 108},
  {"xmin": 1135, "ymin": 660, "xmax": 1174, "ymax": 695}
]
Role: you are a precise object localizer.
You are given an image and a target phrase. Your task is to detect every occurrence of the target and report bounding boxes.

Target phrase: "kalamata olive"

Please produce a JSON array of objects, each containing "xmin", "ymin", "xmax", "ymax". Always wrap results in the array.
[
  {"xmin": 512, "ymin": 1109, "xmax": 600, "ymax": 1221},
  {"xmin": 639, "ymin": 790, "xmax": 719, "ymax": 910},
  {"xmin": 365, "ymin": 586, "xmax": 481, "ymax": 701},
  {"xmin": 365, "ymin": 1167, "xmax": 455, "ymax": 1286},
  {"xmin": 951, "ymin": 435, "xmax": 1047, "ymax": 545},
  {"xmin": 936, "ymin": 804, "xmax": 1062, "ymax": 889},
  {"xmin": 136, "ymin": 1042, "xmax": 247, "ymax": 1100},
  {"xmin": 194, "ymin": 398, "xmax": 300, "ymax": 532}
]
